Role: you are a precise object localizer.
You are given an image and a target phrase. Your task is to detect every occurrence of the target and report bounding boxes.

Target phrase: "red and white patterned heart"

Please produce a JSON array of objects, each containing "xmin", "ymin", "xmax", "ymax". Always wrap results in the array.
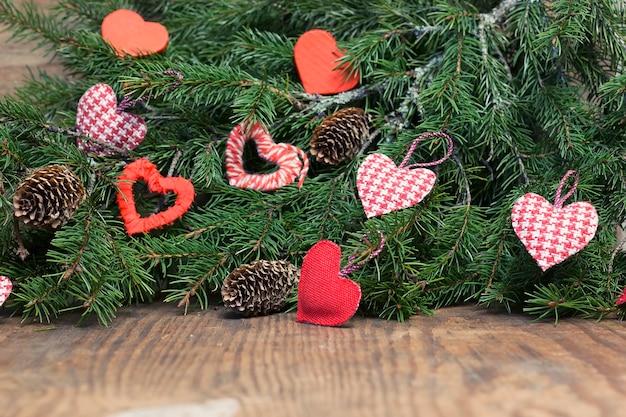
[
  {"xmin": 0, "ymin": 275, "xmax": 12, "ymax": 306},
  {"xmin": 76, "ymin": 84, "xmax": 147, "ymax": 156},
  {"xmin": 511, "ymin": 193, "xmax": 598, "ymax": 271},
  {"xmin": 357, "ymin": 153, "xmax": 436, "ymax": 218}
]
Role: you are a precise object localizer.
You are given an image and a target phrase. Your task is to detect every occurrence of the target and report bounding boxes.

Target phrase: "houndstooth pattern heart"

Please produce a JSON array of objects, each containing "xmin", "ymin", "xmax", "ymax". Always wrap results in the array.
[
  {"xmin": 0, "ymin": 275, "xmax": 12, "ymax": 306},
  {"xmin": 357, "ymin": 153, "xmax": 436, "ymax": 218},
  {"xmin": 511, "ymin": 193, "xmax": 598, "ymax": 271},
  {"xmin": 76, "ymin": 84, "xmax": 147, "ymax": 156}
]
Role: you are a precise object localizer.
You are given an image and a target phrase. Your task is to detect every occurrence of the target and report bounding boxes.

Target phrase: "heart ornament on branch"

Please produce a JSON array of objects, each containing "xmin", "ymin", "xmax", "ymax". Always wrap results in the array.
[
  {"xmin": 101, "ymin": 9, "xmax": 169, "ymax": 57},
  {"xmin": 294, "ymin": 29, "xmax": 359, "ymax": 95},
  {"xmin": 357, "ymin": 132, "xmax": 453, "ymax": 218},
  {"xmin": 225, "ymin": 121, "xmax": 309, "ymax": 191},
  {"xmin": 76, "ymin": 84, "xmax": 147, "ymax": 156},
  {"xmin": 511, "ymin": 170, "xmax": 598, "ymax": 271},
  {"xmin": 117, "ymin": 158, "xmax": 195, "ymax": 235},
  {"xmin": 297, "ymin": 232, "xmax": 385, "ymax": 327},
  {"xmin": 0, "ymin": 275, "xmax": 12, "ymax": 307}
]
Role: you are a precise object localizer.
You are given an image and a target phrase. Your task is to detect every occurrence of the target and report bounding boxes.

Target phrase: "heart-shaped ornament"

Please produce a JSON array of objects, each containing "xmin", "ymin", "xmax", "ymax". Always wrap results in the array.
[
  {"xmin": 225, "ymin": 121, "xmax": 308, "ymax": 191},
  {"xmin": 101, "ymin": 9, "xmax": 169, "ymax": 57},
  {"xmin": 357, "ymin": 153, "xmax": 437, "ymax": 218},
  {"xmin": 294, "ymin": 29, "xmax": 359, "ymax": 95},
  {"xmin": 511, "ymin": 193, "xmax": 598, "ymax": 271},
  {"xmin": 117, "ymin": 159, "xmax": 195, "ymax": 235},
  {"xmin": 0, "ymin": 275, "xmax": 12, "ymax": 306},
  {"xmin": 296, "ymin": 240, "xmax": 362, "ymax": 327},
  {"xmin": 76, "ymin": 84, "xmax": 147, "ymax": 156}
]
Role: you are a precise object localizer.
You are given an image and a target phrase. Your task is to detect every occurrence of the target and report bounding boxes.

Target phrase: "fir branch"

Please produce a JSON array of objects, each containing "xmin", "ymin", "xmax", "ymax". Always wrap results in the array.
[{"xmin": 175, "ymin": 254, "xmax": 229, "ymax": 311}]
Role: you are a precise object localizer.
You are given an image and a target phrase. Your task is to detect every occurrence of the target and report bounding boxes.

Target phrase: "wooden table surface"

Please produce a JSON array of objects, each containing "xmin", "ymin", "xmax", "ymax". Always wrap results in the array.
[{"xmin": 2, "ymin": 1, "xmax": 626, "ymax": 416}]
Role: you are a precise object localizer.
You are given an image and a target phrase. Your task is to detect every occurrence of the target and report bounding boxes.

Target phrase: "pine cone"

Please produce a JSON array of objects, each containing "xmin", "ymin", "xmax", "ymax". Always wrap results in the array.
[
  {"xmin": 13, "ymin": 165, "xmax": 86, "ymax": 229},
  {"xmin": 310, "ymin": 107, "xmax": 371, "ymax": 165},
  {"xmin": 221, "ymin": 260, "xmax": 299, "ymax": 317}
]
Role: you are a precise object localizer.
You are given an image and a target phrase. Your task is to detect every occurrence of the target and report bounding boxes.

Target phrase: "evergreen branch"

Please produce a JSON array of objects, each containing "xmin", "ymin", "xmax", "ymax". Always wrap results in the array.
[
  {"xmin": 176, "ymin": 254, "xmax": 229, "ymax": 311},
  {"xmin": 0, "ymin": 0, "xmax": 66, "ymax": 49},
  {"xmin": 61, "ymin": 215, "xmax": 91, "ymax": 281}
]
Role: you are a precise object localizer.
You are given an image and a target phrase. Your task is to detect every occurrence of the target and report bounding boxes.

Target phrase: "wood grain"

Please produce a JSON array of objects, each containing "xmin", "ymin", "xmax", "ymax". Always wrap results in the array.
[
  {"xmin": 1, "ymin": 304, "xmax": 626, "ymax": 417},
  {"xmin": 2, "ymin": 2, "xmax": 626, "ymax": 417},
  {"xmin": 0, "ymin": 0, "xmax": 65, "ymax": 96}
]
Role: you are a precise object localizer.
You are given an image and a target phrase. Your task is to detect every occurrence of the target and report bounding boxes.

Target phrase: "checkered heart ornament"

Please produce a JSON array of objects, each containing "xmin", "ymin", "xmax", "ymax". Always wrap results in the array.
[
  {"xmin": 357, "ymin": 132, "xmax": 454, "ymax": 218},
  {"xmin": 76, "ymin": 71, "xmax": 183, "ymax": 156},
  {"xmin": 511, "ymin": 170, "xmax": 598, "ymax": 271},
  {"xmin": 0, "ymin": 275, "xmax": 11, "ymax": 307}
]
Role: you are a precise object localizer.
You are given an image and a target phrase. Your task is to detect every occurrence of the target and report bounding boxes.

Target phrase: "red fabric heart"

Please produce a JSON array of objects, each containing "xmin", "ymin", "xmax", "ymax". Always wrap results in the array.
[
  {"xmin": 225, "ymin": 121, "xmax": 308, "ymax": 191},
  {"xmin": 294, "ymin": 29, "xmax": 359, "ymax": 95},
  {"xmin": 296, "ymin": 240, "xmax": 361, "ymax": 327},
  {"xmin": 0, "ymin": 275, "xmax": 12, "ymax": 307},
  {"xmin": 76, "ymin": 84, "xmax": 147, "ymax": 156},
  {"xmin": 511, "ymin": 193, "xmax": 598, "ymax": 271},
  {"xmin": 117, "ymin": 159, "xmax": 195, "ymax": 235},
  {"xmin": 357, "ymin": 153, "xmax": 436, "ymax": 218},
  {"xmin": 101, "ymin": 9, "xmax": 169, "ymax": 57}
]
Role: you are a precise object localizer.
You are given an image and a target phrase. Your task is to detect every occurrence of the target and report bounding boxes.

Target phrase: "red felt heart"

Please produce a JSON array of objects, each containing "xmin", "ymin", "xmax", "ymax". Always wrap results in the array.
[
  {"xmin": 511, "ymin": 193, "xmax": 598, "ymax": 271},
  {"xmin": 117, "ymin": 159, "xmax": 195, "ymax": 235},
  {"xmin": 0, "ymin": 275, "xmax": 12, "ymax": 307},
  {"xmin": 76, "ymin": 84, "xmax": 147, "ymax": 156},
  {"xmin": 225, "ymin": 121, "xmax": 308, "ymax": 191},
  {"xmin": 296, "ymin": 240, "xmax": 361, "ymax": 327},
  {"xmin": 294, "ymin": 29, "xmax": 359, "ymax": 95},
  {"xmin": 101, "ymin": 9, "xmax": 169, "ymax": 57},
  {"xmin": 357, "ymin": 153, "xmax": 436, "ymax": 218}
]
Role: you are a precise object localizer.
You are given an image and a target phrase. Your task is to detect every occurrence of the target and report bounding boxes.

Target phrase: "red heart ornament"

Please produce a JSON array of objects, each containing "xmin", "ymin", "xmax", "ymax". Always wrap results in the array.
[
  {"xmin": 117, "ymin": 159, "xmax": 195, "ymax": 235},
  {"xmin": 76, "ymin": 84, "xmax": 147, "ymax": 156},
  {"xmin": 294, "ymin": 29, "xmax": 359, "ymax": 95},
  {"xmin": 296, "ymin": 240, "xmax": 361, "ymax": 327},
  {"xmin": 511, "ymin": 193, "xmax": 598, "ymax": 271},
  {"xmin": 0, "ymin": 275, "xmax": 12, "ymax": 307},
  {"xmin": 357, "ymin": 153, "xmax": 437, "ymax": 218},
  {"xmin": 101, "ymin": 9, "xmax": 169, "ymax": 57},
  {"xmin": 225, "ymin": 121, "xmax": 308, "ymax": 191}
]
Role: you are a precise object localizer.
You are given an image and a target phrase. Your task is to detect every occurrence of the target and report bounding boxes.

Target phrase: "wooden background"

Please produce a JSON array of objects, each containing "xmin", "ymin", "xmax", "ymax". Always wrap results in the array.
[{"xmin": 2, "ymin": 1, "xmax": 626, "ymax": 416}]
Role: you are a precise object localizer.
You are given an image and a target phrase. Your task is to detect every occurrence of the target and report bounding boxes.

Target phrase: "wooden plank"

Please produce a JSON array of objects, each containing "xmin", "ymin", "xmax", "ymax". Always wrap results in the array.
[
  {"xmin": 0, "ymin": 0, "xmax": 65, "ymax": 96},
  {"xmin": 1, "ymin": 304, "xmax": 626, "ymax": 417}
]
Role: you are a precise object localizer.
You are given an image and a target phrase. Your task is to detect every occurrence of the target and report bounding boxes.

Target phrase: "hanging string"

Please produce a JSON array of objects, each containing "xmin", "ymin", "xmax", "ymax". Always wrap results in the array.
[
  {"xmin": 553, "ymin": 170, "xmax": 579, "ymax": 209},
  {"xmin": 339, "ymin": 230, "xmax": 385, "ymax": 278},
  {"xmin": 398, "ymin": 132, "xmax": 454, "ymax": 169},
  {"xmin": 117, "ymin": 70, "xmax": 184, "ymax": 112}
]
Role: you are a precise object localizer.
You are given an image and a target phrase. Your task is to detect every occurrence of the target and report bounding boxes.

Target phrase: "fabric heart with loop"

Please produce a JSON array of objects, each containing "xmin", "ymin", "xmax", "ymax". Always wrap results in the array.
[
  {"xmin": 297, "ymin": 231, "xmax": 385, "ymax": 327},
  {"xmin": 357, "ymin": 131, "xmax": 454, "ymax": 218},
  {"xmin": 511, "ymin": 170, "xmax": 598, "ymax": 271},
  {"xmin": 76, "ymin": 71, "xmax": 183, "ymax": 156},
  {"xmin": 225, "ymin": 121, "xmax": 309, "ymax": 191}
]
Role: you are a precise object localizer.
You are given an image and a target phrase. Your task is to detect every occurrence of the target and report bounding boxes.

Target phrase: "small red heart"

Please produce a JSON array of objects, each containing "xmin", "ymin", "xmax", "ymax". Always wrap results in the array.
[
  {"xmin": 511, "ymin": 193, "xmax": 598, "ymax": 271},
  {"xmin": 357, "ymin": 154, "xmax": 436, "ymax": 218},
  {"xmin": 0, "ymin": 275, "xmax": 12, "ymax": 306},
  {"xmin": 294, "ymin": 29, "xmax": 359, "ymax": 95},
  {"xmin": 117, "ymin": 159, "xmax": 195, "ymax": 235},
  {"xmin": 76, "ymin": 84, "xmax": 147, "ymax": 156},
  {"xmin": 296, "ymin": 240, "xmax": 361, "ymax": 327},
  {"xmin": 101, "ymin": 9, "xmax": 169, "ymax": 57}
]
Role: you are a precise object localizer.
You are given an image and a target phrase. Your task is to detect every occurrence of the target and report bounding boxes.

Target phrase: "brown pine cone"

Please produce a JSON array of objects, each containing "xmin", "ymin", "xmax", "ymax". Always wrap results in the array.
[
  {"xmin": 13, "ymin": 165, "xmax": 86, "ymax": 229},
  {"xmin": 221, "ymin": 260, "xmax": 299, "ymax": 317},
  {"xmin": 310, "ymin": 107, "xmax": 371, "ymax": 165}
]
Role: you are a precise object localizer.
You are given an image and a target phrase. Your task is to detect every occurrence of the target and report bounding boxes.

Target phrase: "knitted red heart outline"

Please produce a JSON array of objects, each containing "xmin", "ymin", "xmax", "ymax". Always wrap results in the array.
[
  {"xmin": 225, "ymin": 121, "xmax": 309, "ymax": 191},
  {"xmin": 116, "ymin": 159, "xmax": 195, "ymax": 235}
]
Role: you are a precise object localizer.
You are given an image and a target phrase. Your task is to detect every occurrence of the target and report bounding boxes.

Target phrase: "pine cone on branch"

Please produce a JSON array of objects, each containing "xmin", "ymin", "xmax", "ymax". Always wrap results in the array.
[
  {"xmin": 310, "ymin": 107, "xmax": 371, "ymax": 165},
  {"xmin": 13, "ymin": 165, "xmax": 86, "ymax": 229},
  {"xmin": 221, "ymin": 260, "xmax": 299, "ymax": 317}
]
